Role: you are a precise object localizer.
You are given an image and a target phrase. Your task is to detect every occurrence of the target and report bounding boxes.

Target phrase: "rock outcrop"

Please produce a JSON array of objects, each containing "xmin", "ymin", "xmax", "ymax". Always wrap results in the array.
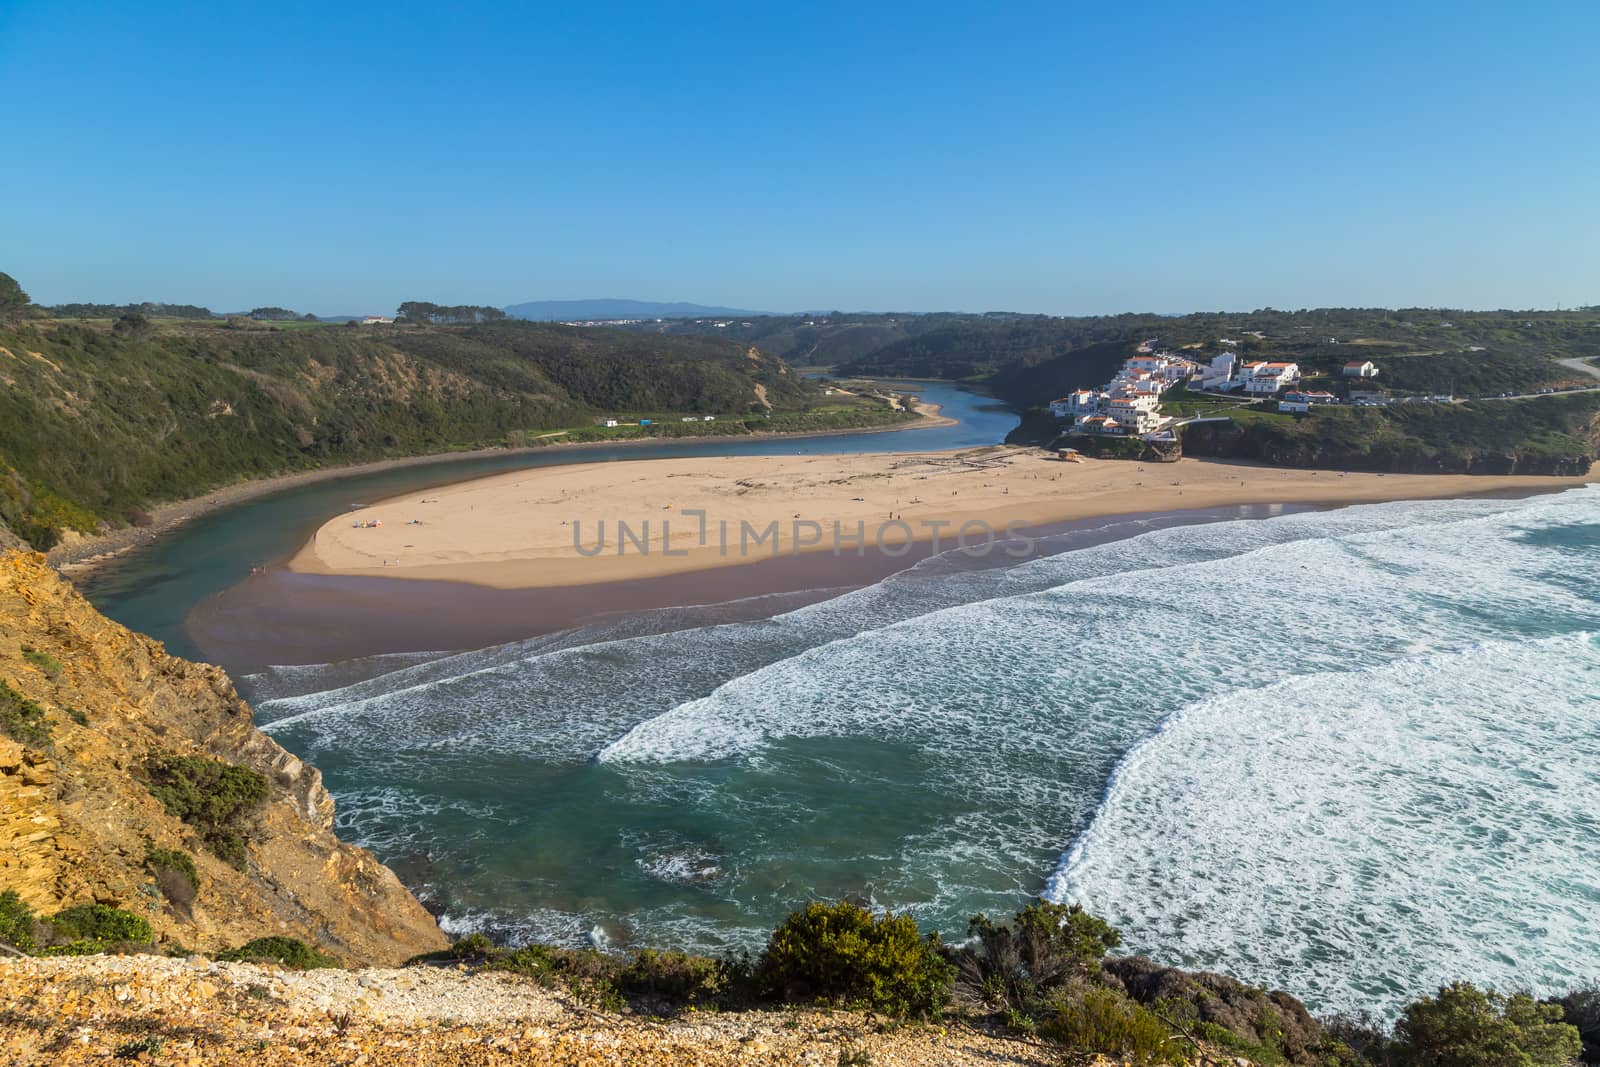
[{"xmin": 0, "ymin": 549, "xmax": 445, "ymax": 964}]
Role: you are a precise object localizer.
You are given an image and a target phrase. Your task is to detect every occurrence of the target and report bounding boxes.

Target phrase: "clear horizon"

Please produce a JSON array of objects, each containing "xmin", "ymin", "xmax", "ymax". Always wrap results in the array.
[{"xmin": 3, "ymin": 1, "xmax": 1597, "ymax": 317}]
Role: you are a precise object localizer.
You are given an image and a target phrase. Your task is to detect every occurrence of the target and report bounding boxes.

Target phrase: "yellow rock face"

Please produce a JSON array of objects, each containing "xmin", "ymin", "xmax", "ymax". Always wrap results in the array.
[{"xmin": 0, "ymin": 549, "xmax": 446, "ymax": 964}]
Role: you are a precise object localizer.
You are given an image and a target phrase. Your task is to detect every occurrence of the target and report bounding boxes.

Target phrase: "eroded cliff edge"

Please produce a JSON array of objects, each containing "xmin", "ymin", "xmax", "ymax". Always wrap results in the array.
[{"xmin": 0, "ymin": 549, "xmax": 446, "ymax": 964}]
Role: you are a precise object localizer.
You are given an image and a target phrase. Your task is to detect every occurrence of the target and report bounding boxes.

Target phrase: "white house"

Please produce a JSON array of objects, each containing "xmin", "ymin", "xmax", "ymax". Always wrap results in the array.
[
  {"xmin": 702, "ymin": 415, "xmax": 716, "ymax": 422},
  {"xmin": 1343, "ymin": 360, "xmax": 1380, "ymax": 378},
  {"xmin": 1105, "ymin": 395, "xmax": 1163, "ymax": 434},
  {"xmin": 603, "ymin": 418, "xmax": 620, "ymax": 428},
  {"xmin": 1195, "ymin": 352, "xmax": 1238, "ymax": 390},
  {"xmin": 1050, "ymin": 390, "xmax": 1103, "ymax": 418},
  {"xmin": 361, "ymin": 315, "xmax": 394, "ymax": 325},
  {"xmin": 1244, "ymin": 362, "xmax": 1301, "ymax": 395},
  {"xmin": 1074, "ymin": 414, "xmax": 1125, "ymax": 434}
]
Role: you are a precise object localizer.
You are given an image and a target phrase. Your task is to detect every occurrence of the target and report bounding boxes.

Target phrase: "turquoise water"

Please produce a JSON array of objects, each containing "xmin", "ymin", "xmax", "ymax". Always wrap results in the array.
[
  {"xmin": 78, "ymin": 381, "xmax": 1015, "ymax": 661},
  {"xmin": 77, "ymin": 387, "xmax": 1600, "ymax": 1015},
  {"xmin": 245, "ymin": 486, "xmax": 1600, "ymax": 1014}
]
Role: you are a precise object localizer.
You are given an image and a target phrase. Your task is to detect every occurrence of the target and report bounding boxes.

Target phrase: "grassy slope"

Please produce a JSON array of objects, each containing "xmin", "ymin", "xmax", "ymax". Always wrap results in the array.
[{"xmin": 0, "ymin": 318, "xmax": 854, "ymax": 548}]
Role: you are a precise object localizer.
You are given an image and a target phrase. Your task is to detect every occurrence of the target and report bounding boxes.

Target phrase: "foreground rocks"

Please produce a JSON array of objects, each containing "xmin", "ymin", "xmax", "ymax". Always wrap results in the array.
[{"xmin": 0, "ymin": 955, "xmax": 1061, "ymax": 1066}]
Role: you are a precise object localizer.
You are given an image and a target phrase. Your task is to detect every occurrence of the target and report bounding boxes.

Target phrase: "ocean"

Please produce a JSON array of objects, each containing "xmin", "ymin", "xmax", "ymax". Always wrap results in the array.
[{"xmin": 245, "ymin": 483, "xmax": 1600, "ymax": 1016}]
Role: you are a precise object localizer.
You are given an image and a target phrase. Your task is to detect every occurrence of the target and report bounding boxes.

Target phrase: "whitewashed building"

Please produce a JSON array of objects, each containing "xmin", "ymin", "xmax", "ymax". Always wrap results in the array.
[{"xmin": 1244, "ymin": 361, "xmax": 1301, "ymax": 395}]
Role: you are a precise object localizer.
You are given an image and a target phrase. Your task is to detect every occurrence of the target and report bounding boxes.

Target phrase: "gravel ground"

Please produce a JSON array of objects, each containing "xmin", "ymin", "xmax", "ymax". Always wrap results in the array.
[{"xmin": 0, "ymin": 955, "xmax": 1063, "ymax": 1066}]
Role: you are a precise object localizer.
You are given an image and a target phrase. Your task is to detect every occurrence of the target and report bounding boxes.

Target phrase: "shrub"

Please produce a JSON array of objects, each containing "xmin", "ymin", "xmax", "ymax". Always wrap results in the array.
[
  {"xmin": 416, "ymin": 935, "xmax": 732, "ymax": 1013},
  {"xmin": 0, "ymin": 680, "xmax": 51, "ymax": 747},
  {"xmin": 114, "ymin": 1035, "xmax": 166, "ymax": 1059},
  {"xmin": 19, "ymin": 647, "xmax": 62, "ymax": 679},
  {"xmin": 445, "ymin": 932, "xmax": 496, "ymax": 960},
  {"xmin": 217, "ymin": 936, "xmax": 338, "ymax": 969},
  {"xmin": 759, "ymin": 901, "xmax": 954, "ymax": 1018},
  {"xmin": 0, "ymin": 889, "xmax": 40, "ymax": 952},
  {"xmin": 1039, "ymin": 986, "xmax": 1186, "ymax": 1065},
  {"xmin": 144, "ymin": 845, "xmax": 200, "ymax": 914},
  {"xmin": 144, "ymin": 755, "xmax": 269, "ymax": 869},
  {"xmin": 483, "ymin": 943, "xmax": 627, "ymax": 1010},
  {"xmin": 620, "ymin": 948, "xmax": 727, "ymax": 1004},
  {"xmin": 47, "ymin": 903, "xmax": 153, "ymax": 944},
  {"xmin": 954, "ymin": 899, "xmax": 1121, "ymax": 1024},
  {"xmin": 1551, "ymin": 984, "xmax": 1600, "ymax": 1064},
  {"xmin": 65, "ymin": 707, "xmax": 88, "ymax": 726},
  {"xmin": 1394, "ymin": 983, "xmax": 1581, "ymax": 1067},
  {"xmin": 1321, "ymin": 1010, "xmax": 1397, "ymax": 1063}
]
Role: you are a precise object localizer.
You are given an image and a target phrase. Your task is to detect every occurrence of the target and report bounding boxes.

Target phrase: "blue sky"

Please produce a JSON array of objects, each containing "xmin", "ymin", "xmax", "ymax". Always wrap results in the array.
[{"xmin": 3, "ymin": 1, "xmax": 1597, "ymax": 316}]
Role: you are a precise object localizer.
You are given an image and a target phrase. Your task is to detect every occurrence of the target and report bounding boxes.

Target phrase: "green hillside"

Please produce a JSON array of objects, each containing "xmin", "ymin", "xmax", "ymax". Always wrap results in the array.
[
  {"xmin": 1180, "ymin": 393, "xmax": 1600, "ymax": 475},
  {"xmin": 0, "ymin": 304, "xmax": 861, "ymax": 550}
]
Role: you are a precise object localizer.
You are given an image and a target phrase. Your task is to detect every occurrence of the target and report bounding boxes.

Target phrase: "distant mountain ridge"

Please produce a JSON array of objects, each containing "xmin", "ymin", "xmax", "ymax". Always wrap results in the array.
[{"xmin": 504, "ymin": 298, "xmax": 777, "ymax": 321}]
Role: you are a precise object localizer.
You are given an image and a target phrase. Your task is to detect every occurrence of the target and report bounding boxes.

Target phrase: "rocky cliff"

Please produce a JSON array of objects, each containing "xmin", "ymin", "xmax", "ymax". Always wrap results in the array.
[{"xmin": 0, "ymin": 549, "xmax": 445, "ymax": 964}]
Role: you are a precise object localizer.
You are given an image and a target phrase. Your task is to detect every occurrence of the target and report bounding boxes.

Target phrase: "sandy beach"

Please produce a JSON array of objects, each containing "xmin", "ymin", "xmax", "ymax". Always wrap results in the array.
[
  {"xmin": 45, "ymin": 405, "xmax": 949, "ymax": 575},
  {"xmin": 290, "ymin": 447, "xmax": 1597, "ymax": 590}
]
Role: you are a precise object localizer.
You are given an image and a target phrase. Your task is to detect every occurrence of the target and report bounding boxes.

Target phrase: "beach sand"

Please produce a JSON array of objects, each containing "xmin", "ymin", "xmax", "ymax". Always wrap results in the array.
[{"xmin": 289, "ymin": 447, "xmax": 1596, "ymax": 591}]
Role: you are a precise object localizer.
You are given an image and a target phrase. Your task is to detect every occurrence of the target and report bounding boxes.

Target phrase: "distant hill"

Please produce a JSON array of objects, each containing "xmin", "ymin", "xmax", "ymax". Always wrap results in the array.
[
  {"xmin": 0, "ymin": 316, "xmax": 823, "ymax": 549},
  {"xmin": 504, "ymin": 299, "xmax": 776, "ymax": 321}
]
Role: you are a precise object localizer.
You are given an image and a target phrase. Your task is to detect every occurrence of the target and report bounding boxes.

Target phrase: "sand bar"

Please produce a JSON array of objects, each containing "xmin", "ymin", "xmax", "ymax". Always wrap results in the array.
[{"xmin": 289, "ymin": 448, "xmax": 1597, "ymax": 590}]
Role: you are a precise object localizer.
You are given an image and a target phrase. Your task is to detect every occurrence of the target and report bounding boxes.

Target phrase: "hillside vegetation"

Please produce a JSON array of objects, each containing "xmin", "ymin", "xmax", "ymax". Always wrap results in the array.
[
  {"xmin": 0, "ymin": 295, "xmax": 865, "ymax": 549},
  {"xmin": 1182, "ymin": 393, "xmax": 1600, "ymax": 475}
]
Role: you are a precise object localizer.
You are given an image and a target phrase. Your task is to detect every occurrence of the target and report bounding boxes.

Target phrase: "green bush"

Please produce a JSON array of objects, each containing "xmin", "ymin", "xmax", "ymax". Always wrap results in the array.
[
  {"xmin": 443, "ymin": 932, "xmax": 496, "ymax": 960},
  {"xmin": 113, "ymin": 1035, "xmax": 166, "ymax": 1059},
  {"xmin": 0, "ymin": 889, "xmax": 40, "ymax": 951},
  {"xmin": 39, "ymin": 939, "xmax": 138, "ymax": 957},
  {"xmin": 955, "ymin": 899, "xmax": 1121, "ymax": 1024},
  {"xmin": 1321, "ymin": 1010, "xmax": 1397, "ymax": 1063},
  {"xmin": 759, "ymin": 901, "xmax": 954, "ymax": 1018},
  {"xmin": 0, "ymin": 680, "xmax": 51, "ymax": 747},
  {"xmin": 1550, "ymin": 984, "xmax": 1600, "ymax": 1064},
  {"xmin": 1039, "ymin": 986, "xmax": 1185, "ymax": 1065},
  {"xmin": 20, "ymin": 647, "xmax": 62, "ymax": 678},
  {"xmin": 216, "ymin": 936, "xmax": 338, "ymax": 969},
  {"xmin": 143, "ymin": 846, "xmax": 200, "ymax": 894},
  {"xmin": 483, "ymin": 943, "xmax": 627, "ymax": 1010},
  {"xmin": 65, "ymin": 707, "xmax": 88, "ymax": 726},
  {"xmin": 620, "ymin": 948, "xmax": 728, "ymax": 1004},
  {"xmin": 143, "ymin": 755, "xmax": 269, "ymax": 869},
  {"xmin": 414, "ymin": 935, "xmax": 731, "ymax": 1013},
  {"xmin": 47, "ymin": 903, "xmax": 152, "ymax": 944},
  {"xmin": 1395, "ymin": 982, "xmax": 1581, "ymax": 1067},
  {"xmin": 143, "ymin": 844, "xmax": 200, "ymax": 914}
]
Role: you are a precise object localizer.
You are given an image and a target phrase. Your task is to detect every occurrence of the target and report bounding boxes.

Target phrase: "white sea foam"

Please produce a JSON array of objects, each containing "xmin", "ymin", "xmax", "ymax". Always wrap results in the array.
[
  {"xmin": 1048, "ymin": 631, "xmax": 1600, "ymax": 1015},
  {"xmin": 257, "ymin": 485, "xmax": 1598, "ymax": 1011}
]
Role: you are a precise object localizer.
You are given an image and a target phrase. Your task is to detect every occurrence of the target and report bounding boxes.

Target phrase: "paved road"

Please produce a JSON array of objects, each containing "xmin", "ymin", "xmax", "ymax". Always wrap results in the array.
[{"xmin": 1558, "ymin": 356, "xmax": 1600, "ymax": 382}]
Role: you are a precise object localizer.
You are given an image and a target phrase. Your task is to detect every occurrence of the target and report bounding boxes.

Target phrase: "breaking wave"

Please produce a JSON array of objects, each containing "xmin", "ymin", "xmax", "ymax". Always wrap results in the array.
[{"xmin": 250, "ymin": 485, "xmax": 1600, "ymax": 1013}]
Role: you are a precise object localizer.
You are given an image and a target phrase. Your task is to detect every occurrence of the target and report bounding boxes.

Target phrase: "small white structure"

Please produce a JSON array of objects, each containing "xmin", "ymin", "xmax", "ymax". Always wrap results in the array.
[
  {"xmin": 681, "ymin": 416, "xmax": 698, "ymax": 422},
  {"xmin": 603, "ymin": 419, "xmax": 619, "ymax": 428},
  {"xmin": 1343, "ymin": 360, "xmax": 1380, "ymax": 378},
  {"xmin": 1281, "ymin": 391, "xmax": 1341, "ymax": 414},
  {"xmin": 702, "ymin": 415, "xmax": 716, "ymax": 422},
  {"xmin": 361, "ymin": 315, "xmax": 394, "ymax": 325}
]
